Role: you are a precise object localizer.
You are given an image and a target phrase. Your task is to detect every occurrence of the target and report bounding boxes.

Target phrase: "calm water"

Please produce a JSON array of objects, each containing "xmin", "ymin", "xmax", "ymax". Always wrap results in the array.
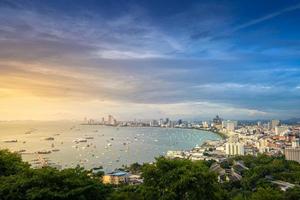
[{"xmin": 0, "ymin": 121, "xmax": 221, "ymax": 172}]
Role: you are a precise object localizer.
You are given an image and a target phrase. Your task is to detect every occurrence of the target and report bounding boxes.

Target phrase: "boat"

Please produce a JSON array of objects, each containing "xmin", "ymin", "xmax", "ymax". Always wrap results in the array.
[
  {"xmin": 45, "ymin": 137, "xmax": 54, "ymax": 141},
  {"xmin": 73, "ymin": 138, "xmax": 87, "ymax": 143},
  {"xmin": 37, "ymin": 150, "xmax": 52, "ymax": 154},
  {"xmin": 3, "ymin": 139, "xmax": 17, "ymax": 143},
  {"xmin": 52, "ymin": 149, "xmax": 60, "ymax": 152}
]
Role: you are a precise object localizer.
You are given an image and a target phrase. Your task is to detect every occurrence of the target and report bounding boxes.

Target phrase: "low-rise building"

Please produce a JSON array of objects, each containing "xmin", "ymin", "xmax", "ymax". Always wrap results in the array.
[{"xmin": 103, "ymin": 171, "xmax": 129, "ymax": 185}]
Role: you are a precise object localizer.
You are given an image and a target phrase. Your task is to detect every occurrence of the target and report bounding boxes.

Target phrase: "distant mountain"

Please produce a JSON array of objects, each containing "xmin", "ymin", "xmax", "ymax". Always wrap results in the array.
[{"xmin": 282, "ymin": 118, "xmax": 300, "ymax": 125}]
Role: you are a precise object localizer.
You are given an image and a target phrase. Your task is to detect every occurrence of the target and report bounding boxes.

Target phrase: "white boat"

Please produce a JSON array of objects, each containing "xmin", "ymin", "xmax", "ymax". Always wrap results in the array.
[{"xmin": 73, "ymin": 138, "xmax": 87, "ymax": 143}]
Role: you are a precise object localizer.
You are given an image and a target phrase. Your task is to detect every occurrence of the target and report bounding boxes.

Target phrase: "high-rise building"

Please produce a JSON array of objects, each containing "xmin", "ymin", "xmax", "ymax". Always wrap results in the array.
[
  {"xmin": 222, "ymin": 120, "xmax": 238, "ymax": 132},
  {"xmin": 292, "ymin": 138, "xmax": 300, "ymax": 148},
  {"xmin": 271, "ymin": 119, "xmax": 280, "ymax": 129},
  {"xmin": 226, "ymin": 122, "xmax": 236, "ymax": 132},
  {"xmin": 150, "ymin": 120, "xmax": 159, "ymax": 127},
  {"xmin": 285, "ymin": 148, "xmax": 300, "ymax": 163},
  {"xmin": 213, "ymin": 115, "xmax": 222, "ymax": 125},
  {"xmin": 159, "ymin": 119, "xmax": 163, "ymax": 126},
  {"xmin": 107, "ymin": 115, "xmax": 117, "ymax": 125},
  {"xmin": 225, "ymin": 142, "xmax": 245, "ymax": 156},
  {"xmin": 257, "ymin": 121, "xmax": 261, "ymax": 127}
]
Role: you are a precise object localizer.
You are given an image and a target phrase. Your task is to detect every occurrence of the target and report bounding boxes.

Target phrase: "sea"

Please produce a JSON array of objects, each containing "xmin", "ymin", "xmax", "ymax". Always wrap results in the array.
[{"xmin": 0, "ymin": 121, "xmax": 221, "ymax": 172}]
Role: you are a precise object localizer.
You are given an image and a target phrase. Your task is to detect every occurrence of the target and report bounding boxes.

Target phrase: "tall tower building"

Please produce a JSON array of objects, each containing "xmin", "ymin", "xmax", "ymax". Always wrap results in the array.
[{"xmin": 271, "ymin": 119, "xmax": 280, "ymax": 129}]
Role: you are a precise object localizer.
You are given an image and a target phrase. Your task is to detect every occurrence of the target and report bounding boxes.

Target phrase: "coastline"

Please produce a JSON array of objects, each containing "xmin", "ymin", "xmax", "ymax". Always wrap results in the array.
[{"xmin": 81, "ymin": 123, "xmax": 228, "ymax": 140}]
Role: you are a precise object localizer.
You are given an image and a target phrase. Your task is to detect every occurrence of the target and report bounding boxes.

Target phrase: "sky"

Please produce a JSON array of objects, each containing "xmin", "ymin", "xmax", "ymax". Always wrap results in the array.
[{"xmin": 0, "ymin": 0, "xmax": 300, "ymax": 121}]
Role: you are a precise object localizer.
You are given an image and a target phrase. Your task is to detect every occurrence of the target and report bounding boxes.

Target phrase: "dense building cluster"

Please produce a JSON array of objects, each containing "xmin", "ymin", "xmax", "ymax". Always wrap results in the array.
[{"xmin": 166, "ymin": 116, "xmax": 300, "ymax": 165}]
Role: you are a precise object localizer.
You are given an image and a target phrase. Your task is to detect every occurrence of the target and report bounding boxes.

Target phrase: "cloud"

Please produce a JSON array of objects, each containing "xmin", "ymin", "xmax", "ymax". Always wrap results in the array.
[
  {"xmin": 193, "ymin": 83, "xmax": 272, "ymax": 91},
  {"xmin": 96, "ymin": 50, "xmax": 167, "ymax": 59},
  {"xmin": 0, "ymin": 1, "xmax": 300, "ymax": 120}
]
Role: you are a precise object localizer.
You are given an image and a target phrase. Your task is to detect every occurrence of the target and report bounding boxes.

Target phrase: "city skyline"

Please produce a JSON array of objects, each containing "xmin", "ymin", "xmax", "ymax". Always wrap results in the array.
[{"xmin": 1, "ymin": 0, "xmax": 300, "ymax": 120}]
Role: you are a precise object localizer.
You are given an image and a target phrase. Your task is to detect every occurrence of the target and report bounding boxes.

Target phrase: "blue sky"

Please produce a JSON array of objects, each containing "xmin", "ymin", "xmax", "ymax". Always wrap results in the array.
[{"xmin": 0, "ymin": 0, "xmax": 300, "ymax": 120}]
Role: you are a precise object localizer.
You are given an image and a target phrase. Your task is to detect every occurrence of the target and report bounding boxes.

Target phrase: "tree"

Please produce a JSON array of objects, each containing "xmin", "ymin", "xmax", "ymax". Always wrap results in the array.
[
  {"xmin": 0, "ymin": 149, "xmax": 29, "ymax": 176},
  {"xmin": 0, "ymin": 150, "xmax": 112, "ymax": 200},
  {"xmin": 140, "ymin": 157, "xmax": 226, "ymax": 200},
  {"xmin": 250, "ymin": 187, "xmax": 283, "ymax": 200}
]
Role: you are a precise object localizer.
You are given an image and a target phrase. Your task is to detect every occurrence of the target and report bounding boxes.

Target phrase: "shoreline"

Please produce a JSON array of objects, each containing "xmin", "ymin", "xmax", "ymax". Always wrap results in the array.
[{"xmin": 80, "ymin": 123, "xmax": 228, "ymax": 140}]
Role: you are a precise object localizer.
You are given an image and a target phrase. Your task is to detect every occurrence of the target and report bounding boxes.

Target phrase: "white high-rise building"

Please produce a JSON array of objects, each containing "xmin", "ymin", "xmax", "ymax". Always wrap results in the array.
[
  {"xmin": 225, "ymin": 142, "xmax": 245, "ymax": 156},
  {"xmin": 285, "ymin": 148, "xmax": 300, "ymax": 163},
  {"xmin": 292, "ymin": 138, "xmax": 300, "ymax": 148}
]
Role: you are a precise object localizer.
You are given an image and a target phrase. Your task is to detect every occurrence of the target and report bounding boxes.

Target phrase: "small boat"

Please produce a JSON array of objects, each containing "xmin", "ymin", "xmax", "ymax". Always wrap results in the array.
[
  {"xmin": 37, "ymin": 150, "xmax": 52, "ymax": 154},
  {"xmin": 52, "ymin": 149, "xmax": 60, "ymax": 152},
  {"xmin": 73, "ymin": 138, "xmax": 87, "ymax": 143},
  {"xmin": 107, "ymin": 143, "xmax": 112, "ymax": 146},
  {"xmin": 45, "ymin": 137, "xmax": 54, "ymax": 141},
  {"xmin": 3, "ymin": 139, "xmax": 17, "ymax": 143}
]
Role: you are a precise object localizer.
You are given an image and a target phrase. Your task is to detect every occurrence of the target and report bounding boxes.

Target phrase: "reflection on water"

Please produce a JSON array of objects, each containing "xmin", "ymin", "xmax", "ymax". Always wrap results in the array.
[{"xmin": 0, "ymin": 121, "xmax": 221, "ymax": 172}]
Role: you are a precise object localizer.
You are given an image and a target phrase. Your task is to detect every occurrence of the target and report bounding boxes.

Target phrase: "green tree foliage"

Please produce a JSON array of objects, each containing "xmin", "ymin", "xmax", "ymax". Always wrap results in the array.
[
  {"xmin": 128, "ymin": 162, "xmax": 142, "ymax": 174},
  {"xmin": 285, "ymin": 187, "xmax": 300, "ymax": 200},
  {"xmin": 249, "ymin": 187, "xmax": 283, "ymax": 200},
  {"xmin": 140, "ymin": 157, "xmax": 226, "ymax": 200},
  {"xmin": 0, "ymin": 150, "xmax": 112, "ymax": 200},
  {"xmin": 0, "ymin": 149, "xmax": 29, "ymax": 176},
  {"xmin": 108, "ymin": 185, "xmax": 143, "ymax": 200},
  {"xmin": 2, "ymin": 149, "xmax": 300, "ymax": 200}
]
